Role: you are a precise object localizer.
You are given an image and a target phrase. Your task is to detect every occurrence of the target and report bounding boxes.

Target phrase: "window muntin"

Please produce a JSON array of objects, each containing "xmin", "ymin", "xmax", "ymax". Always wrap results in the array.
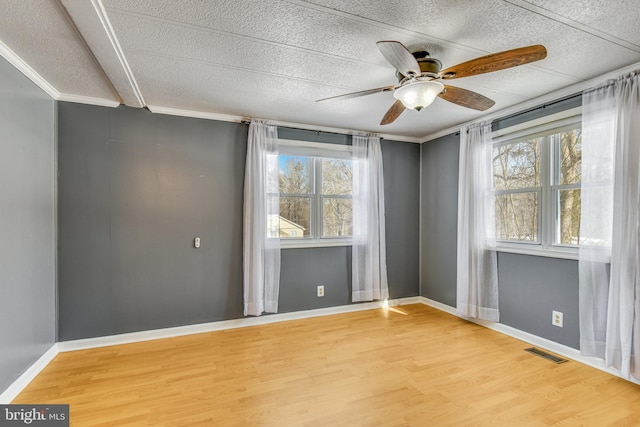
[
  {"xmin": 276, "ymin": 141, "xmax": 353, "ymax": 245},
  {"xmin": 493, "ymin": 118, "xmax": 582, "ymax": 252}
]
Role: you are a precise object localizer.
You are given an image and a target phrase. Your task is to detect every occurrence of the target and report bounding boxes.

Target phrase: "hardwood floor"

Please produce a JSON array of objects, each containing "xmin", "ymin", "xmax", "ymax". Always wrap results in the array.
[{"xmin": 13, "ymin": 304, "xmax": 640, "ymax": 426}]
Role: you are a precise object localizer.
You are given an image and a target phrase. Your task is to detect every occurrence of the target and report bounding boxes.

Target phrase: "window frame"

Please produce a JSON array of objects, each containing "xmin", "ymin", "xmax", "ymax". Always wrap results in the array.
[
  {"xmin": 491, "ymin": 107, "xmax": 582, "ymax": 260},
  {"xmin": 277, "ymin": 139, "xmax": 353, "ymax": 249}
]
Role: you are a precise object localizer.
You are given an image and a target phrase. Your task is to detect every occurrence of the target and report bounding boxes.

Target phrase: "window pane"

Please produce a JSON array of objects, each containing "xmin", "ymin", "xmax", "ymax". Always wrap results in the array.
[
  {"xmin": 321, "ymin": 159, "xmax": 352, "ymax": 195},
  {"xmin": 493, "ymin": 139, "xmax": 541, "ymax": 190},
  {"xmin": 559, "ymin": 129, "xmax": 582, "ymax": 185},
  {"xmin": 559, "ymin": 189, "xmax": 581, "ymax": 245},
  {"xmin": 279, "ymin": 197, "xmax": 310, "ymax": 238},
  {"xmin": 322, "ymin": 198, "xmax": 352, "ymax": 237},
  {"xmin": 279, "ymin": 155, "xmax": 311, "ymax": 194},
  {"xmin": 495, "ymin": 192, "xmax": 539, "ymax": 241}
]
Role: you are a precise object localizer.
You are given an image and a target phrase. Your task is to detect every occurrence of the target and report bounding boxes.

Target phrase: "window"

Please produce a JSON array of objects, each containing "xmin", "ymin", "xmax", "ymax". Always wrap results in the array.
[
  {"xmin": 492, "ymin": 111, "xmax": 582, "ymax": 257},
  {"xmin": 275, "ymin": 140, "xmax": 352, "ymax": 247}
]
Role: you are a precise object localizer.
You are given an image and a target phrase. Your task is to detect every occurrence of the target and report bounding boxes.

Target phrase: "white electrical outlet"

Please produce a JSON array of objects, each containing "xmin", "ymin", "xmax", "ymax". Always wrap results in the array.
[
  {"xmin": 317, "ymin": 285, "xmax": 324, "ymax": 297},
  {"xmin": 552, "ymin": 310, "xmax": 563, "ymax": 328}
]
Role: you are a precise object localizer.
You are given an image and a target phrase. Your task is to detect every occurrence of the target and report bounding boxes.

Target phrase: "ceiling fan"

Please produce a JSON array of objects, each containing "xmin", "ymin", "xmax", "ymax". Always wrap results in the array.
[{"xmin": 317, "ymin": 41, "xmax": 547, "ymax": 125}]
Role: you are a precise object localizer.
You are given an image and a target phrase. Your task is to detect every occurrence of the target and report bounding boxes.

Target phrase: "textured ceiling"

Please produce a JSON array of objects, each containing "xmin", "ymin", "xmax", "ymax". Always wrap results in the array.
[{"xmin": 1, "ymin": 0, "xmax": 640, "ymax": 140}]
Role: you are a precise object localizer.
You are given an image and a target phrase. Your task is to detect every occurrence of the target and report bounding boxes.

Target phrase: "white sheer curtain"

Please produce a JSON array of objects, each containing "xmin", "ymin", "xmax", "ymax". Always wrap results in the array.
[
  {"xmin": 580, "ymin": 71, "xmax": 640, "ymax": 379},
  {"xmin": 352, "ymin": 134, "xmax": 389, "ymax": 302},
  {"xmin": 579, "ymin": 82, "xmax": 615, "ymax": 358},
  {"xmin": 456, "ymin": 121, "xmax": 499, "ymax": 321},
  {"xmin": 243, "ymin": 119, "xmax": 280, "ymax": 316}
]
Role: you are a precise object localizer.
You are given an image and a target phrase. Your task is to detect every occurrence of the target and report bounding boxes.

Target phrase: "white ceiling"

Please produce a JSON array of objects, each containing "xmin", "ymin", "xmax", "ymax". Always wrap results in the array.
[{"xmin": 2, "ymin": 0, "xmax": 640, "ymax": 141}]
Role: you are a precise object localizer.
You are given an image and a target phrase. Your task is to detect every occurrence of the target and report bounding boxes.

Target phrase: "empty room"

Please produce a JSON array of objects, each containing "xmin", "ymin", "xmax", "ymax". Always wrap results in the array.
[{"xmin": 2, "ymin": 1, "xmax": 640, "ymax": 425}]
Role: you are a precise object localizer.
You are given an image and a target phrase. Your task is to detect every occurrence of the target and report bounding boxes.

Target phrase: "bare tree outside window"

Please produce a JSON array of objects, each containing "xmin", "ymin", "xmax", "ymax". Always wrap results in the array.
[
  {"xmin": 278, "ymin": 156, "xmax": 311, "ymax": 237},
  {"xmin": 492, "ymin": 123, "xmax": 582, "ymax": 248},
  {"xmin": 277, "ymin": 154, "xmax": 353, "ymax": 240},
  {"xmin": 493, "ymin": 138, "xmax": 541, "ymax": 242},
  {"xmin": 557, "ymin": 129, "xmax": 582, "ymax": 245},
  {"xmin": 321, "ymin": 159, "xmax": 353, "ymax": 237}
]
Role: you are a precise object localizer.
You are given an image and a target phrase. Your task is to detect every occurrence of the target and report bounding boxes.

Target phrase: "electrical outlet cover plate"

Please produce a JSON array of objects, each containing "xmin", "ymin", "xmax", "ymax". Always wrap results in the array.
[
  {"xmin": 317, "ymin": 285, "xmax": 324, "ymax": 297},
  {"xmin": 552, "ymin": 310, "xmax": 563, "ymax": 327}
]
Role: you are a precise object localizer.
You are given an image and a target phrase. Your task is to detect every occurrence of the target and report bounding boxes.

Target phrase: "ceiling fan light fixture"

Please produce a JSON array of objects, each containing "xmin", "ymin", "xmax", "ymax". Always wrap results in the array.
[{"xmin": 393, "ymin": 80, "xmax": 444, "ymax": 111}]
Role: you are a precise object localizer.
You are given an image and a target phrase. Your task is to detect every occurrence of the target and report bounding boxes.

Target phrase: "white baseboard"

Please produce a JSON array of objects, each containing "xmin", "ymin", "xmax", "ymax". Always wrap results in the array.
[
  {"xmin": 2, "ymin": 299, "xmax": 417, "ymax": 400},
  {"xmin": 0, "ymin": 344, "xmax": 59, "ymax": 404},
  {"xmin": 417, "ymin": 296, "xmax": 640, "ymax": 386},
  {"xmin": 57, "ymin": 297, "xmax": 421, "ymax": 352},
  {"xmin": 5, "ymin": 295, "xmax": 636, "ymax": 403}
]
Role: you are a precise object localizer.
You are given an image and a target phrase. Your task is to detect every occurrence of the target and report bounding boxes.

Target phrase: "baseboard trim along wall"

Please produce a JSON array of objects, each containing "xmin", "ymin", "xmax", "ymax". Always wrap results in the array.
[
  {"xmin": 3, "ymin": 295, "xmax": 637, "ymax": 403},
  {"xmin": 0, "ymin": 345, "xmax": 59, "ymax": 404},
  {"xmin": 417, "ymin": 296, "xmax": 640, "ymax": 386},
  {"xmin": 0, "ymin": 297, "xmax": 421, "ymax": 402},
  {"xmin": 56, "ymin": 297, "xmax": 423, "ymax": 352}
]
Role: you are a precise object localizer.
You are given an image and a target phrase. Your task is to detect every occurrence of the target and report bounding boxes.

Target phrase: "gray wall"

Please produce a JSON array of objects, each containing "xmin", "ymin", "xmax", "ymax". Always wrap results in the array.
[
  {"xmin": 498, "ymin": 253, "xmax": 579, "ymax": 348},
  {"xmin": 420, "ymin": 133, "xmax": 459, "ymax": 307},
  {"xmin": 58, "ymin": 105, "xmax": 420, "ymax": 340},
  {"xmin": 57, "ymin": 104, "xmax": 247, "ymax": 340},
  {"xmin": 381, "ymin": 138, "xmax": 420, "ymax": 299},
  {"xmin": 0, "ymin": 57, "xmax": 56, "ymax": 393},
  {"xmin": 278, "ymin": 130, "xmax": 420, "ymax": 310},
  {"xmin": 420, "ymin": 96, "xmax": 582, "ymax": 349}
]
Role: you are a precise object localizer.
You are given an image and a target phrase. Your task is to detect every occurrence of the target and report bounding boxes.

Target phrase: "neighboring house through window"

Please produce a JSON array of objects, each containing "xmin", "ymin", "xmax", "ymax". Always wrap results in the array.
[{"xmin": 272, "ymin": 140, "xmax": 353, "ymax": 248}]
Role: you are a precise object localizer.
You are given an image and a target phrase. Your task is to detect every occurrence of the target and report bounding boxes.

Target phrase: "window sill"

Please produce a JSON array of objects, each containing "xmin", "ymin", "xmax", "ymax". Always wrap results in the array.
[
  {"xmin": 496, "ymin": 244, "xmax": 578, "ymax": 260},
  {"xmin": 280, "ymin": 239, "xmax": 352, "ymax": 250}
]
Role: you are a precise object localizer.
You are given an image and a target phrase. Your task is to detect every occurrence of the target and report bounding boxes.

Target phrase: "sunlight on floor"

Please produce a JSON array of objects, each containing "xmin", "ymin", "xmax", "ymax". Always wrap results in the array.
[{"xmin": 382, "ymin": 300, "xmax": 409, "ymax": 316}]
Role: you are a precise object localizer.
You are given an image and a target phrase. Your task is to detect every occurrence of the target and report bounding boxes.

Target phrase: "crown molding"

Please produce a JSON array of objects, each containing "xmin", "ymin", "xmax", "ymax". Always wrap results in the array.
[
  {"xmin": 0, "ymin": 39, "xmax": 120, "ymax": 108},
  {"xmin": 0, "ymin": 40, "xmax": 59, "ymax": 99},
  {"xmin": 148, "ymin": 105, "xmax": 423, "ymax": 143},
  {"xmin": 147, "ymin": 105, "xmax": 245, "ymax": 123},
  {"xmin": 57, "ymin": 93, "xmax": 120, "ymax": 107}
]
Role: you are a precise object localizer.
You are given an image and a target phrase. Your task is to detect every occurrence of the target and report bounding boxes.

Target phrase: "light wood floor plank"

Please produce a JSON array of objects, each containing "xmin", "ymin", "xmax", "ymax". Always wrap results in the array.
[{"xmin": 13, "ymin": 304, "xmax": 640, "ymax": 426}]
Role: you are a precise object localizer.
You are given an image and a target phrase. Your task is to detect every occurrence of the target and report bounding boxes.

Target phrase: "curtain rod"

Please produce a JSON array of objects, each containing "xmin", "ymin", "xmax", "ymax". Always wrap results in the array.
[
  {"xmin": 454, "ymin": 92, "xmax": 582, "ymax": 136},
  {"xmin": 240, "ymin": 120, "xmax": 349, "ymax": 137},
  {"xmin": 240, "ymin": 120, "xmax": 386, "ymax": 139},
  {"xmin": 494, "ymin": 92, "xmax": 582, "ymax": 124}
]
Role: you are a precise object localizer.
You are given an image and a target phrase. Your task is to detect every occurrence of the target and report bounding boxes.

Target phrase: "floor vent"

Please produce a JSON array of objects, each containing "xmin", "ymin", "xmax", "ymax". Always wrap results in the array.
[{"xmin": 524, "ymin": 347, "xmax": 568, "ymax": 364}]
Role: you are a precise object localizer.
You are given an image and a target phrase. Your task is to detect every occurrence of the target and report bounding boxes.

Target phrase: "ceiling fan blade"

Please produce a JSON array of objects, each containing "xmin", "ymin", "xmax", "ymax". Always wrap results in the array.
[
  {"xmin": 439, "ymin": 85, "xmax": 495, "ymax": 111},
  {"xmin": 376, "ymin": 41, "xmax": 421, "ymax": 77},
  {"xmin": 316, "ymin": 85, "xmax": 396, "ymax": 103},
  {"xmin": 380, "ymin": 100, "xmax": 406, "ymax": 125},
  {"xmin": 439, "ymin": 45, "xmax": 547, "ymax": 79}
]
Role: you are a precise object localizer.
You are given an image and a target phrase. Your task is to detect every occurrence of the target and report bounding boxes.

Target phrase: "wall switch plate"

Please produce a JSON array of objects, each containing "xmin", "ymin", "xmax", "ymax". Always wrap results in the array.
[
  {"xmin": 552, "ymin": 310, "xmax": 563, "ymax": 327},
  {"xmin": 317, "ymin": 285, "xmax": 324, "ymax": 297}
]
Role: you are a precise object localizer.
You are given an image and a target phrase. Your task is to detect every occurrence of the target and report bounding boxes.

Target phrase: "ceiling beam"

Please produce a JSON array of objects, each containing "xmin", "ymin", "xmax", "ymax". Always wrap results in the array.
[{"xmin": 59, "ymin": 0, "xmax": 145, "ymax": 108}]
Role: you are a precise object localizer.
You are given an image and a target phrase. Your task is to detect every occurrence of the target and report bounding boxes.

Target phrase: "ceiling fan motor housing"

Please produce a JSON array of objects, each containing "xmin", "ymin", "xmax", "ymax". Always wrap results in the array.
[{"xmin": 396, "ymin": 53, "xmax": 442, "ymax": 81}]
